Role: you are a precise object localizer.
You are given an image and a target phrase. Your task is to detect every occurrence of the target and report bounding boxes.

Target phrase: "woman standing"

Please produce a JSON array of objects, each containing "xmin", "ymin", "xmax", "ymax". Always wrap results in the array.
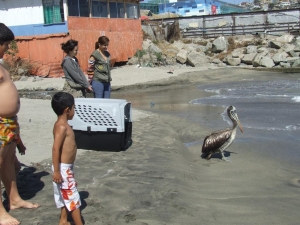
[
  {"xmin": 89, "ymin": 36, "xmax": 111, "ymax": 98},
  {"xmin": 61, "ymin": 39, "xmax": 92, "ymax": 98}
]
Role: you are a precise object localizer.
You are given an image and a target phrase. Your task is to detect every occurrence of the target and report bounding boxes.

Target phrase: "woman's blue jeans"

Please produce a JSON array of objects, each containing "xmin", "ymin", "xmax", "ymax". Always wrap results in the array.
[{"xmin": 92, "ymin": 80, "xmax": 111, "ymax": 98}]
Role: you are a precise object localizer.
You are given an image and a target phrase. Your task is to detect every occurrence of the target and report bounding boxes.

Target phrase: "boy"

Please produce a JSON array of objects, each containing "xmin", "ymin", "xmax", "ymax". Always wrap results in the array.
[
  {"xmin": 51, "ymin": 92, "xmax": 83, "ymax": 225},
  {"xmin": 0, "ymin": 23, "xmax": 39, "ymax": 225}
]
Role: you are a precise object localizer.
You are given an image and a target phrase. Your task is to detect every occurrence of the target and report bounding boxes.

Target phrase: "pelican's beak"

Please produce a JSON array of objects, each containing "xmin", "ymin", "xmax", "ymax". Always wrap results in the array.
[{"xmin": 237, "ymin": 119, "xmax": 243, "ymax": 133}]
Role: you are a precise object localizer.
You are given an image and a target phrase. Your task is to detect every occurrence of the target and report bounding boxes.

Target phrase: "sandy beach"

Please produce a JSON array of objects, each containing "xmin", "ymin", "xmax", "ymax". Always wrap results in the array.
[{"xmin": 7, "ymin": 65, "xmax": 300, "ymax": 224}]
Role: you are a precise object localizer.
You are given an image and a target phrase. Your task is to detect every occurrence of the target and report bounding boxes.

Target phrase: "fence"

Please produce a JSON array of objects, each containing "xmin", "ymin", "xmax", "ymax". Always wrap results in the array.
[{"xmin": 143, "ymin": 8, "xmax": 300, "ymax": 38}]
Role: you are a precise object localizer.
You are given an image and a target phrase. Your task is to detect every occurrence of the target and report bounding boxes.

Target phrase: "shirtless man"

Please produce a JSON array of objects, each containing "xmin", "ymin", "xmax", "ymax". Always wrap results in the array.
[{"xmin": 0, "ymin": 23, "xmax": 39, "ymax": 225}]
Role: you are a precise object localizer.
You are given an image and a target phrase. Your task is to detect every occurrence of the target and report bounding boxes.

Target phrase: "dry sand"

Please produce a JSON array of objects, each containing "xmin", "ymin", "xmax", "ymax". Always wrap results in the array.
[{"xmin": 7, "ymin": 66, "xmax": 300, "ymax": 224}]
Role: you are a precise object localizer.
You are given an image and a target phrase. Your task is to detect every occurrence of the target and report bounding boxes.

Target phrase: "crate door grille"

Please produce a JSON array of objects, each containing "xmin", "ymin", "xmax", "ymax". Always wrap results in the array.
[{"xmin": 75, "ymin": 104, "xmax": 118, "ymax": 127}]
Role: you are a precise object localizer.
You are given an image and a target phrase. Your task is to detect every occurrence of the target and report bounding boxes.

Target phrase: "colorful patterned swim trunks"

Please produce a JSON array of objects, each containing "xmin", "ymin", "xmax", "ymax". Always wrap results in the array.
[
  {"xmin": 52, "ymin": 163, "xmax": 81, "ymax": 211},
  {"xmin": 0, "ymin": 116, "xmax": 20, "ymax": 148}
]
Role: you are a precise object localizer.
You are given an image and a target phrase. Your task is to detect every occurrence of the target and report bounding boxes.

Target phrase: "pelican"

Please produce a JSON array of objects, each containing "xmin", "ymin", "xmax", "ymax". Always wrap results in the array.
[{"xmin": 201, "ymin": 106, "xmax": 243, "ymax": 161}]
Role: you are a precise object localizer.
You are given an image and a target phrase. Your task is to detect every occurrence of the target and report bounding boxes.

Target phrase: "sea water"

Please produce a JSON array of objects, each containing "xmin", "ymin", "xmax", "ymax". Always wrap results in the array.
[
  {"xmin": 113, "ymin": 70, "xmax": 300, "ymax": 168},
  {"xmin": 189, "ymin": 77, "xmax": 300, "ymax": 167},
  {"xmin": 191, "ymin": 78, "xmax": 300, "ymax": 132}
]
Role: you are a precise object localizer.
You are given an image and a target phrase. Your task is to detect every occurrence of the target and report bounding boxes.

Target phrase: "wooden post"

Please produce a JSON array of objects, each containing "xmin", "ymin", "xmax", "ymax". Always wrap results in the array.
[{"xmin": 108, "ymin": 0, "xmax": 110, "ymax": 18}]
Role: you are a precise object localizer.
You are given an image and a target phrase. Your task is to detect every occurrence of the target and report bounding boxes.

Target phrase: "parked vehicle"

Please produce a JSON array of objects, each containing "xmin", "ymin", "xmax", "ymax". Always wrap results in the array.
[{"xmin": 279, "ymin": 2, "xmax": 291, "ymax": 8}]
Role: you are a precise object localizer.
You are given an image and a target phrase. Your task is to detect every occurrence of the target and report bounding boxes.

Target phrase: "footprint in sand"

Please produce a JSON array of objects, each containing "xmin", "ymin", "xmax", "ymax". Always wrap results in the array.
[
  {"xmin": 123, "ymin": 214, "xmax": 136, "ymax": 223},
  {"xmin": 289, "ymin": 178, "xmax": 300, "ymax": 188}
]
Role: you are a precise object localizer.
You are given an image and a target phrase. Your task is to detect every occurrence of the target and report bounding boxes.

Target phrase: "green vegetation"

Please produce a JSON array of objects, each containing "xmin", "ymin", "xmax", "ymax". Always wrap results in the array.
[
  {"xmin": 5, "ymin": 40, "xmax": 19, "ymax": 57},
  {"xmin": 2, "ymin": 40, "xmax": 32, "ymax": 81},
  {"xmin": 155, "ymin": 52, "xmax": 162, "ymax": 61}
]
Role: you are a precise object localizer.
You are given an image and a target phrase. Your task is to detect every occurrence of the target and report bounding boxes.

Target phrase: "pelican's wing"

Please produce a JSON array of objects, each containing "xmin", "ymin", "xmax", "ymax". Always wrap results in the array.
[{"xmin": 202, "ymin": 128, "xmax": 232, "ymax": 154}]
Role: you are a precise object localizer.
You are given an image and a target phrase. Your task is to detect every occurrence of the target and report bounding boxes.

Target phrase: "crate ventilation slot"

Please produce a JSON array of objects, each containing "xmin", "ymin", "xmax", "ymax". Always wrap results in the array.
[{"xmin": 75, "ymin": 104, "xmax": 118, "ymax": 127}]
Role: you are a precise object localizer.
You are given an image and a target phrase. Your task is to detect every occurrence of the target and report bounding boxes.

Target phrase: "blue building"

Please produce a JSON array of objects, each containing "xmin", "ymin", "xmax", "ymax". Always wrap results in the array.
[{"xmin": 141, "ymin": 0, "xmax": 249, "ymax": 16}]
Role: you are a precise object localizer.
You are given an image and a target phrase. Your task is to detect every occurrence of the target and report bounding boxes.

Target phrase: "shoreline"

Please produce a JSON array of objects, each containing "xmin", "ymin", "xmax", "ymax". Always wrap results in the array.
[{"xmin": 17, "ymin": 66, "xmax": 298, "ymax": 166}]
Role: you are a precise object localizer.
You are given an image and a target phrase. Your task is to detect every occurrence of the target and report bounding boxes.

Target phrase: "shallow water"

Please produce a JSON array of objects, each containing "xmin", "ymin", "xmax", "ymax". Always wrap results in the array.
[{"xmin": 112, "ymin": 70, "xmax": 300, "ymax": 168}]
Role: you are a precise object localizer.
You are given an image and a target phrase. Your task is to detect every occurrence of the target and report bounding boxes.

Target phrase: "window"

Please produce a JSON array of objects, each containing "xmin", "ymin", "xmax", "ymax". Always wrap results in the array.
[
  {"xmin": 42, "ymin": 0, "xmax": 64, "ymax": 24},
  {"xmin": 68, "ymin": 0, "xmax": 89, "ymax": 17},
  {"xmin": 109, "ymin": 2, "xmax": 125, "ymax": 18},
  {"xmin": 126, "ymin": 3, "xmax": 139, "ymax": 19},
  {"xmin": 92, "ymin": 0, "xmax": 108, "ymax": 17}
]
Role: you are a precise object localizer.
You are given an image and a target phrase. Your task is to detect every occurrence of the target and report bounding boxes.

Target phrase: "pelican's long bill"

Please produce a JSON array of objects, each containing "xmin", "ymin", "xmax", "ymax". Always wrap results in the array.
[{"xmin": 237, "ymin": 118, "xmax": 243, "ymax": 133}]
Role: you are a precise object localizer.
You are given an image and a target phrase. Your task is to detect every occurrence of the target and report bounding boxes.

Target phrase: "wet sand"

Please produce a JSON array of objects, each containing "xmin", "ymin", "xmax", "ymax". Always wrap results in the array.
[{"xmin": 8, "ymin": 68, "xmax": 300, "ymax": 224}]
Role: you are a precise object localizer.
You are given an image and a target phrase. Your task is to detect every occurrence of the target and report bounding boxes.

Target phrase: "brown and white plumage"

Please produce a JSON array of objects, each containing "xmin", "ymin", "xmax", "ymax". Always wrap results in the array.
[{"xmin": 202, "ymin": 106, "xmax": 243, "ymax": 161}]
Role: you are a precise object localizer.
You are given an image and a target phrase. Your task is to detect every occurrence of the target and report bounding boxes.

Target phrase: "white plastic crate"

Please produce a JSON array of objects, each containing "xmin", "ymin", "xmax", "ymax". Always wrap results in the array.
[
  {"xmin": 69, "ymin": 98, "xmax": 132, "ymax": 132},
  {"xmin": 68, "ymin": 98, "xmax": 132, "ymax": 151}
]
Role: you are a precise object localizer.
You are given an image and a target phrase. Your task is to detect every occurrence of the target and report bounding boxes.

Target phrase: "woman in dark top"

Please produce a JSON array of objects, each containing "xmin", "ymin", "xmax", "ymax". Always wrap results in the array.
[
  {"xmin": 61, "ymin": 39, "xmax": 92, "ymax": 98},
  {"xmin": 88, "ymin": 36, "xmax": 111, "ymax": 98}
]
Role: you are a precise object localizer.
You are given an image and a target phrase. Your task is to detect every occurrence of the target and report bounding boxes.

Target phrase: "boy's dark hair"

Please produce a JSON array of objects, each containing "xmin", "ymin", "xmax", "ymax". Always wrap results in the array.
[
  {"xmin": 51, "ymin": 92, "xmax": 75, "ymax": 116},
  {"xmin": 61, "ymin": 39, "xmax": 78, "ymax": 54},
  {"xmin": 0, "ymin": 23, "xmax": 15, "ymax": 45}
]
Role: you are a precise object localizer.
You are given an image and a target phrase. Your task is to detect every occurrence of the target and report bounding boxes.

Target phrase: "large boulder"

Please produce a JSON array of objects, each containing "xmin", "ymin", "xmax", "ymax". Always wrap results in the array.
[
  {"xmin": 195, "ymin": 45, "xmax": 207, "ymax": 53},
  {"xmin": 272, "ymin": 52, "xmax": 288, "ymax": 64},
  {"xmin": 280, "ymin": 62, "xmax": 291, "ymax": 68},
  {"xmin": 260, "ymin": 56, "xmax": 275, "ymax": 68},
  {"xmin": 176, "ymin": 49, "xmax": 188, "ymax": 64},
  {"xmin": 149, "ymin": 44, "xmax": 162, "ymax": 54},
  {"xmin": 257, "ymin": 47, "xmax": 268, "ymax": 53},
  {"xmin": 292, "ymin": 59, "xmax": 300, "ymax": 67},
  {"xmin": 187, "ymin": 51, "xmax": 208, "ymax": 67},
  {"xmin": 206, "ymin": 42, "xmax": 213, "ymax": 51},
  {"xmin": 127, "ymin": 56, "xmax": 139, "ymax": 65},
  {"xmin": 286, "ymin": 57, "xmax": 300, "ymax": 64},
  {"xmin": 253, "ymin": 52, "xmax": 267, "ymax": 67},
  {"xmin": 212, "ymin": 36, "xmax": 227, "ymax": 53},
  {"xmin": 269, "ymin": 41, "xmax": 282, "ymax": 49},
  {"xmin": 246, "ymin": 45, "xmax": 257, "ymax": 54},
  {"xmin": 232, "ymin": 48, "xmax": 246, "ymax": 58},
  {"xmin": 294, "ymin": 45, "xmax": 300, "ymax": 52},
  {"xmin": 275, "ymin": 34, "xmax": 294, "ymax": 43},
  {"xmin": 282, "ymin": 43, "xmax": 295, "ymax": 53},
  {"xmin": 142, "ymin": 39, "xmax": 152, "ymax": 50},
  {"xmin": 226, "ymin": 56, "xmax": 241, "ymax": 66},
  {"xmin": 165, "ymin": 48, "xmax": 178, "ymax": 59},
  {"xmin": 184, "ymin": 43, "xmax": 201, "ymax": 53},
  {"xmin": 289, "ymin": 50, "xmax": 299, "ymax": 57},
  {"xmin": 211, "ymin": 58, "xmax": 222, "ymax": 64},
  {"xmin": 172, "ymin": 41, "xmax": 185, "ymax": 51},
  {"xmin": 241, "ymin": 53, "xmax": 256, "ymax": 65}
]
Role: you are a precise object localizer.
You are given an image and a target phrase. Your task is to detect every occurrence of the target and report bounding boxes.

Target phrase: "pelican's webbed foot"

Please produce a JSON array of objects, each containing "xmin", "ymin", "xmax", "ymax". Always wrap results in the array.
[
  {"xmin": 222, "ymin": 157, "xmax": 232, "ymax": 162},
  {"xmin": 220, "ymin": 152, "xmax": 231, "ymax": 162}
]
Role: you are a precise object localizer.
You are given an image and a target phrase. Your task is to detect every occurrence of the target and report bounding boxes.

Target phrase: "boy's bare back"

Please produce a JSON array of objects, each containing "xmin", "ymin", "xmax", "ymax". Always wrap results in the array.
[
  {"xmin": 53, "ymin": 120, "xmax": 77, "ymax": 164},
  {"xmin": 0, "ymin": 64, "xmax": 20, "ymax": 117}
]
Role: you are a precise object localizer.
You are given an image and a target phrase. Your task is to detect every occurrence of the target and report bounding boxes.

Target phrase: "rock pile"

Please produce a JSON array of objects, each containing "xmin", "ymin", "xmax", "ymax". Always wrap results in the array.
[{"xmin": 128, "ymin": 33, "xmax": 300, "ymax": 69}]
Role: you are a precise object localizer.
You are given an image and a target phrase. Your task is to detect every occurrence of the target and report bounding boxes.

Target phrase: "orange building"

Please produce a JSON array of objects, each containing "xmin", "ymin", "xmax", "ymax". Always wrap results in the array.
[{"xmin": 1, "ymin": 0, "xmax": 143, "ymax": 77}]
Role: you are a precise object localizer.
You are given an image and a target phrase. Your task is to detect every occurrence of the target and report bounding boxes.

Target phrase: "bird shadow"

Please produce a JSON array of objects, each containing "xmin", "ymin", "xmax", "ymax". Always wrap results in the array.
[{"xmin": 202, "ymin": 151, "xmax": 236, "ymax": 160}]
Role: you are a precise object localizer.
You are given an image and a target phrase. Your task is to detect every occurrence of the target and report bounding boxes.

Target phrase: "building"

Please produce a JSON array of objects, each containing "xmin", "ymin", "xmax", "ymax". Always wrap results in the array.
[
  {"xmin": 0, "ymin": 0, "xmax": 142, "ymax": 77},
  {"xmin": 140, "ymin": 0, "xmax": 249, "ymax": 17}
]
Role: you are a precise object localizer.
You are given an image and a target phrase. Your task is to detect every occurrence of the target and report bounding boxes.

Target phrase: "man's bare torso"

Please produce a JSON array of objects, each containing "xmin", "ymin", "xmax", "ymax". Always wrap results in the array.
[{"xmin": 0, "ymin": 64, "xmax": 20, "ymax": 117}]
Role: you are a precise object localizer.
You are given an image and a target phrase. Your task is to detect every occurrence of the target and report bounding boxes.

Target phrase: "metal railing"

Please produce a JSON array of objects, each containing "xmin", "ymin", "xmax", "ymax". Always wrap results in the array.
[{"xmin": 142, "ymin": 8, "xmax": 300, "ymax": 38}]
